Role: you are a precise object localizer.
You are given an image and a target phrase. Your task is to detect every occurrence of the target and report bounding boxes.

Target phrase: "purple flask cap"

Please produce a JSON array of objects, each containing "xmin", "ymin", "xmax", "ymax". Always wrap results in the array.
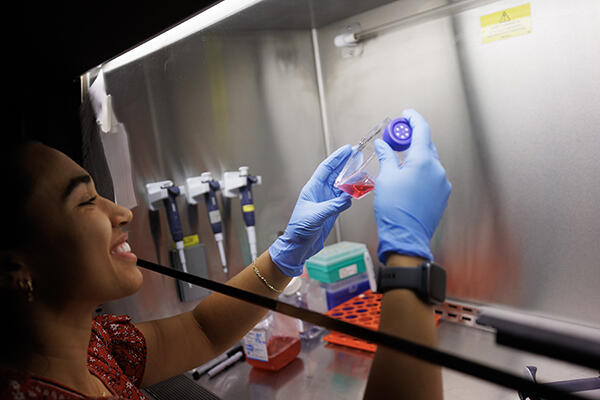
[{"xmin": 382, "ymin": 118, "xmax": 412, "ymax": 151}]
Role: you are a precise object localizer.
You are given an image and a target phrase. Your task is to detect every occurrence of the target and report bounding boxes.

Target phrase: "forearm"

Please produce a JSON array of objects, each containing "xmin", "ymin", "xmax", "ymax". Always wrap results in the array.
[
  {"xmin": 191, "ymin": 250, "xmax": 292, "ymax": 355},
  {"xmin": 363, "ymin": 254, "xmax": 443, "ymax": 399}
]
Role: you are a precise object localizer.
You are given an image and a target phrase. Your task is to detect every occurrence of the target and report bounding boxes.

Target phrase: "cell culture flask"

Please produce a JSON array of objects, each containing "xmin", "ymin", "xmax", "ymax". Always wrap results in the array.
[{"xmin": 334, "ymin": 117, "xmax": 412, "ymax": 199}]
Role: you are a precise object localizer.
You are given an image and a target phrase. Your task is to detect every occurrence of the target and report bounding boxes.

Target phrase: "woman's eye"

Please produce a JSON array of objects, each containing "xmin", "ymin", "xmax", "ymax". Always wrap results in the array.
[{"xmin": 79, "ymin": 196, "xmax": 97, "ymax": 206}]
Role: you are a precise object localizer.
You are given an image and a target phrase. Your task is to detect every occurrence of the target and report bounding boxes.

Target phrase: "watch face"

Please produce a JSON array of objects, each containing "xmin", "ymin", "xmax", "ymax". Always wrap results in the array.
[{"xmin": 428, "ymin": 263, "xmax": 446, "ymax": 304}]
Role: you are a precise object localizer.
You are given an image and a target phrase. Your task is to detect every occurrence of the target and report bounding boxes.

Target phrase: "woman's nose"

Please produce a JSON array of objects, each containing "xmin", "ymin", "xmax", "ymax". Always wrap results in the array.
[{"xmin": 108, "ymin": 200, "xmax": 133, "ymax": 227}]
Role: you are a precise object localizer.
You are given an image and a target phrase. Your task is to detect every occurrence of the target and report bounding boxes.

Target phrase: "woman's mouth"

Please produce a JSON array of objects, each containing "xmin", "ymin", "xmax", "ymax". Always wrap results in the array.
[{"xmin": 111, "ymin": 241, "xmax": 137, "ymax": 262}]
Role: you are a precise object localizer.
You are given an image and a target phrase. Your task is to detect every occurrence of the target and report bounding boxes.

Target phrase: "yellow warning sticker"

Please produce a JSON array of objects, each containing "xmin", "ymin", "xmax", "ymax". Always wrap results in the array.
[
  {"xmin": 173, "ymin": 235, "xmax": 200, "ymax": 249},
  {"xmin": 183, "ymin": 234, "xmax": 200, "ymax": 248},
  {"xmin": 242, "ymin": 204, "xmax": 255, "ymax": 213},
  {"xmin": 481, "ymin": 3, "xmax": 532, "ymax": 44}
]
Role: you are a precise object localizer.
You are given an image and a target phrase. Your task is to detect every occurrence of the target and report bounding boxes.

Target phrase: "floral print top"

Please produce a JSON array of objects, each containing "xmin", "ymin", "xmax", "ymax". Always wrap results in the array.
[{"xmin": 1, "ymin": 314, "xmax": 148, "ymax": 399}]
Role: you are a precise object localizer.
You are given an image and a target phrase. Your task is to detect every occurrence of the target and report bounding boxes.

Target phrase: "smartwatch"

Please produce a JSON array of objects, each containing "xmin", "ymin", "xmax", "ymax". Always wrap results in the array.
[{"xmin": 376, "ymin": 262, "xmax": 446, "ymax": 305}]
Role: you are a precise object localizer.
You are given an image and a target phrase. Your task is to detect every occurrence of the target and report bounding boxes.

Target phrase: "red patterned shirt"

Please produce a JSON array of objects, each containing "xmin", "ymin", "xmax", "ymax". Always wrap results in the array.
[{"xmin": 1, "ymin": 314, "xmax": 148, "ymax": 399}]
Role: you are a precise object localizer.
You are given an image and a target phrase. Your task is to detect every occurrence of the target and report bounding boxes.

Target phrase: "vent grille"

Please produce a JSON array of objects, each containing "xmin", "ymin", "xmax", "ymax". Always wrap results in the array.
[
  {"xmin": 142, "ymin": 374, "xmax": 220, "ymax": 400},
  {"xmin": 434, "ymin": 301, "xmax": 492, "ymax": 332}
]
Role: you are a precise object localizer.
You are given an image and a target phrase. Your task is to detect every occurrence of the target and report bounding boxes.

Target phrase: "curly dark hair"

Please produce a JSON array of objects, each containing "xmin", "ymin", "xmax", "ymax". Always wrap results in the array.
[{"xmin": 0, "ymin": 137, "xmax": 36, "ymax": 373}]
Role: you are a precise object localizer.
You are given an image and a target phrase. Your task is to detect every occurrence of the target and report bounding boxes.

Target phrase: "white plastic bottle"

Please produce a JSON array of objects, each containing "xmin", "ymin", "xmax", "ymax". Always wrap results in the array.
[{"xmin": 280, "ymin": 275, "xmax": 325, "ymax": 340}]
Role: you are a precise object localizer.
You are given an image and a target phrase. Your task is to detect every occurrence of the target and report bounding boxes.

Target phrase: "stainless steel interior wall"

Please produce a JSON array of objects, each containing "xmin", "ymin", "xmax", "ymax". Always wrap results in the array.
[
  {"xmin": 96, "ymin": 0, "xmax": 599, "ymax": 329},
  {"xmin": 100, "ymin": 30, "xmax": 327, "ymax": 321},
  {"xmin": 316, "ymin": 0, "xmax": 600, "ymax": 326}
]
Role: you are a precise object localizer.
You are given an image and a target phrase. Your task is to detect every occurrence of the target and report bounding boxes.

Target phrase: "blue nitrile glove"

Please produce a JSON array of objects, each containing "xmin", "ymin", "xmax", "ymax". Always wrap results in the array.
[
  {"xmin": 374, "ymin": 109, "xmax": 451, "ymax": 263},
  {"xmin": 269, "ymin": 145, "xmax": 353, "ymax": 276}
]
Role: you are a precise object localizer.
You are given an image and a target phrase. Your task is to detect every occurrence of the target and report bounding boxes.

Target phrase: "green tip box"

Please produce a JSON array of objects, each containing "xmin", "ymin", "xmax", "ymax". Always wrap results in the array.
[{"xmin": 305, "ymin": 241, "xmax": 368, "ymax": 284}]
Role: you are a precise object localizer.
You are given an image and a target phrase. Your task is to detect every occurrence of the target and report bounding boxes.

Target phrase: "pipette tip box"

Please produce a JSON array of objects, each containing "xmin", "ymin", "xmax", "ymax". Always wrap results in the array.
[{"xmin": 305, "ymin": 241, "xmax": 367, "ymax": 284}]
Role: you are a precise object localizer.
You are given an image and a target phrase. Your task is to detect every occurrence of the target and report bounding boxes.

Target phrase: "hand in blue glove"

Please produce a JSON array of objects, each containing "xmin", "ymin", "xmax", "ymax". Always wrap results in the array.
[
  {"xmin": 374, "ymin": 109, "xmax": 451, "ymax": 263},
  {"xmin": 269, "ymin": 145, "xmax": 353, "ymax": 276}
]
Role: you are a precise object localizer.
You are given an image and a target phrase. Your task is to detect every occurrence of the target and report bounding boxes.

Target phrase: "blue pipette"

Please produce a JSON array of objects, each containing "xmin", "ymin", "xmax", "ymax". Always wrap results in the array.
[
  {"xmin": 162, "ymin": 184, "xmax": 192, "ymax": 288},
  {"xmin": 239, "ymin": 171, "xmax": 259, "ymax": 261},
  {"xmin": 202, "ymin": 176, "xmax": 228, "ymax": 273}
]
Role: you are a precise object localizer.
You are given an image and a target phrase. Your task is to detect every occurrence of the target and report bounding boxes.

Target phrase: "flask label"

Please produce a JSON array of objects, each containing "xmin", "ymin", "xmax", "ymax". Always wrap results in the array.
[{"xmin": 244, "ymin": 329, "xmax": 268, "ymax": 362}]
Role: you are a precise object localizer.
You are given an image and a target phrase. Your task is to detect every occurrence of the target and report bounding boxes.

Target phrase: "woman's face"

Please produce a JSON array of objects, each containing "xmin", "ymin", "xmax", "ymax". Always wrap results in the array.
[{"xmin": 22, "ymin": 143, "xmax": 142, "ymax": 307}]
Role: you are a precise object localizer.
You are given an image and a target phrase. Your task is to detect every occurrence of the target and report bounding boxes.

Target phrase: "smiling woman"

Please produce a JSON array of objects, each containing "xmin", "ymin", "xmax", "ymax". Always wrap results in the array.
[
  {"xmin": 0, "ymin": 139, "xmax": 147, "ymax": 397},
  {"xmin": 12, "ymin": 142, "xmax": 144, "ymax": 304},
  {"xmin": 0, "ymin": 136, "xmax": 357, "ymax": 399}
]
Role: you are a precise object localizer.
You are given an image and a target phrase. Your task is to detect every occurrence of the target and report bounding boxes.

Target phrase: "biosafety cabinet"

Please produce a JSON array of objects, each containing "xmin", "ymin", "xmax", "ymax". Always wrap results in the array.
[{"xmin": 82, "ymin": 0, "xmax": 600, "ymax": 398}]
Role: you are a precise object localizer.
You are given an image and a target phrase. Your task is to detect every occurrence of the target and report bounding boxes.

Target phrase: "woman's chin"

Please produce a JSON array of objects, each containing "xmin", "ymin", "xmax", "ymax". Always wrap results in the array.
[
  {"xmin": 109, "ymin": 267, "xmax": 144, "ymax": 300},
  {"xmin": 125, "ymin": 268, "xmax": 144, "ymax": 294}
]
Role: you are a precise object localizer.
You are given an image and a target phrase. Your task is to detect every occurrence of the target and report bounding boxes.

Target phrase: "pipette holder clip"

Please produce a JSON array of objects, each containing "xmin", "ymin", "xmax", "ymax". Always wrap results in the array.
[
  {"xmin": 222, "ymin": 167, "xmax": 262, "ymax": 198},
  {"xmin": 185, "ymin": 172, "xmax": 222, "ymax": 205},
  {"xmin": 146, "ymin": 180, "xmax": 185, "ymax": 211}
]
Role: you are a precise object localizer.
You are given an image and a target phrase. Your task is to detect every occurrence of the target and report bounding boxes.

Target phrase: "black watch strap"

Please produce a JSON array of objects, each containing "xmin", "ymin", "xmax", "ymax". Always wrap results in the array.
[
  {"xmin": 377, "ymin": 267, "xmax": 422, "ymax": 293},
  {"xmin": 376, "ymin": 262, "xmax": 446, "ymax": 305}
]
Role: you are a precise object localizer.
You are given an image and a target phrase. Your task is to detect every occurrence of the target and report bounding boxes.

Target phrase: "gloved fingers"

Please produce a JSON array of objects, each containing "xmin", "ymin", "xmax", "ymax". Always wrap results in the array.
[
  {"xmin": 402, "ymin": 109, "xmax": 432, "ymax": 159},
  {"xmin": 317, "ymin": 193, "xmax": 352, "ymax": 221},
  {"xmin": 327, "ymin": 147, "xmax": 362, "ymax": 188},
  {"xmin": 374, "ymin": 138, "xmax": 399, "ymax": 172},
  {"xmin": 331, "ymin": 185, "xmax": 345, "ymax": 197},
  {"xmin": 311, "ymin": 144, "xmax": 353, "ymax": 184}
]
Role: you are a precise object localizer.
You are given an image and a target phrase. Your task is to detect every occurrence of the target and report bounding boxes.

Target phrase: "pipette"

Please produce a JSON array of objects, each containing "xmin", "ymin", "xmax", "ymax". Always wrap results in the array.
[
  {"xmin": 201, "ymin": 173, "xmax": 228, "ymax": 273},
  {"xmin": 239, "ymin": 167, "xmax": 258, "ymax": 261},
  {"xmin": 162, "ymin": 184, "xmax": 192, "ymax": 288}
]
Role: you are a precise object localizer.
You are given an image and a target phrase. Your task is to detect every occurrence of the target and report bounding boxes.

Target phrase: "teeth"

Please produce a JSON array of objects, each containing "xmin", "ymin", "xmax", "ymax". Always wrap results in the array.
[{"xmin": 115, "ymin": 242, "xmax": 132, "ymax": 253}]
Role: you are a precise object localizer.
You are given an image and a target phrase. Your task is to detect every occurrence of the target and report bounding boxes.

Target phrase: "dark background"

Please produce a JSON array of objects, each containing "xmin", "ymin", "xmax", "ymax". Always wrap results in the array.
[{"xmin": 11, "ymin": 1, "xmax": 217, "ymax": 163}]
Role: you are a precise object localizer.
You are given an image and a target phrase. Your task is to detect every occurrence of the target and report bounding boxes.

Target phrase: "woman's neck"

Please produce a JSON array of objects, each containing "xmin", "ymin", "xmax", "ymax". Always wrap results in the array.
[{"xmin": 24, "ymin": 302, "xmax": 105, "ymax": 396}]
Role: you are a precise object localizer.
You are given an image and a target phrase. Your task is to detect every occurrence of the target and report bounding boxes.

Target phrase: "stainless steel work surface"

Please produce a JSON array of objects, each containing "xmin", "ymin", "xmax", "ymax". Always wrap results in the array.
[
  {"xmin": 190, "ymin": 333, "xmax": 372, "ymax": 400},
  {"xmin": 188, "ymin": 322, "xmax": 600, "ymax": 399}
]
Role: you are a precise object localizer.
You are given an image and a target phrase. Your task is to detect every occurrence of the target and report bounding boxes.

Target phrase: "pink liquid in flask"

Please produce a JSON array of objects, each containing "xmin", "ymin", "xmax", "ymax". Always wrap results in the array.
[{"xmin": 337, "ymin": 174, "xmax": 375, "ymax": 199}]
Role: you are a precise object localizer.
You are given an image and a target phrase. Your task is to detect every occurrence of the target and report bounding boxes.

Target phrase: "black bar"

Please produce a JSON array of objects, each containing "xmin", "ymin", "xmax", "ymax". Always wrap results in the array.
[
  {"xmin": 137, "ymin": 258, "xmax": 585, "ymax": 400},
  {"xmin": 477, "ymin": 313, "xmax": 600, "ymax": 370}
]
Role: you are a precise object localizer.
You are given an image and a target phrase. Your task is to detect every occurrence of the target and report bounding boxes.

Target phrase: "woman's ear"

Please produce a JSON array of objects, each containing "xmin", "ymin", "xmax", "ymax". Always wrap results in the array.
[
  {"xmin": 1, "ymin": 253, "xmax": 24, "ymax": 271},
  {"xmin": 0, "ymin": 252, "xmax": 31, "ymax": 286}
]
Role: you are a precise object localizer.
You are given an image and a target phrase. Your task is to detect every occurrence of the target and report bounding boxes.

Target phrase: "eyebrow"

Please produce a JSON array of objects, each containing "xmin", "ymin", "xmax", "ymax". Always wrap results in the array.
[{"xmin": 62, "ymin": 174, "xmax": 91, "ymax": 200}]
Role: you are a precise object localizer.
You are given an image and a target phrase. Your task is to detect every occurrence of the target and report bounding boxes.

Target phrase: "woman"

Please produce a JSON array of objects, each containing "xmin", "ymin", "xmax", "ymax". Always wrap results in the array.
[{"xmin": 1, "ymin": 109, "xmax": 450, "ymax": 399}]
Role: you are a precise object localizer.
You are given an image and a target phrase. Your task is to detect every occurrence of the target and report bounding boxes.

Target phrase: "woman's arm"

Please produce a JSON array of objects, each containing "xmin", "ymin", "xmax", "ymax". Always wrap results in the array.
[
  {"xmin": 137, "ymin": 144, "xmax": 353, "ymax": 387},
  {"xmin": 137, "ymin": 250, "xmax": 289, "ymax": 387},
  {"xmin": 364, "ymin": 109, "xmax": 451, "ymax": 399},
  {"xmin": 190, "ymin": 251, "xmax": 290, "ymax": 353},
  {"xmin": 363, "ymin": 254, "xmax": 442, "ymax": 399}
]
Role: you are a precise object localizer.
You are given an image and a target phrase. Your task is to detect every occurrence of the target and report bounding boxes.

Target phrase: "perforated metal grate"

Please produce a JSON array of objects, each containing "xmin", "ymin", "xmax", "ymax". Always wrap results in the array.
[{"xmin": 142, "ymin": 374, "xmax": 220, "ymax": 400}]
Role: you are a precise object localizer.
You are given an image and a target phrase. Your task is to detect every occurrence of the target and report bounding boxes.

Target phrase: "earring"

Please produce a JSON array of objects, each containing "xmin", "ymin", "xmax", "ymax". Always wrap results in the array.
[{"xmin": 18, "ymin": 279, "xmax": 34, "ymax": 303}]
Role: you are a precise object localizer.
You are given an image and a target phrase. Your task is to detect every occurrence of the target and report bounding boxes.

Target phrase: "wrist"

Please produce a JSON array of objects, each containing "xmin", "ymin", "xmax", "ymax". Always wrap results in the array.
[
  {"xmin": 377, "ymin": 229, "xmax": 433, "ymax": 264},
  {"xmin": 376, "ymin": 212, "xmax": 433, "ymax": 263},
  {"xmin": 385, "ymin": 254, "xmax": 427, "ymax": 267},
  {"xmin": 268, "ymin": 236, "xmax": 304, "ymax": 277}
]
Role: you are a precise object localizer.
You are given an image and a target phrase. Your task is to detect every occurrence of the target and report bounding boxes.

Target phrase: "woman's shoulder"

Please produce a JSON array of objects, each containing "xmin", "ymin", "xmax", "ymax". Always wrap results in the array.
[
  {"xmin": 89, "ymin": 313, "xmax": 146, "ymax": 366},
  {"xmin": 0, "ymin": 369, "xmax": 33, "ymax": 400},
  {"xmin": 89, "ymin": 314, "xmax": 147, "ymax": 390},
  {"xmin": 0, "ymin": 369, "xmax": 86, "ymax": 400}
]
